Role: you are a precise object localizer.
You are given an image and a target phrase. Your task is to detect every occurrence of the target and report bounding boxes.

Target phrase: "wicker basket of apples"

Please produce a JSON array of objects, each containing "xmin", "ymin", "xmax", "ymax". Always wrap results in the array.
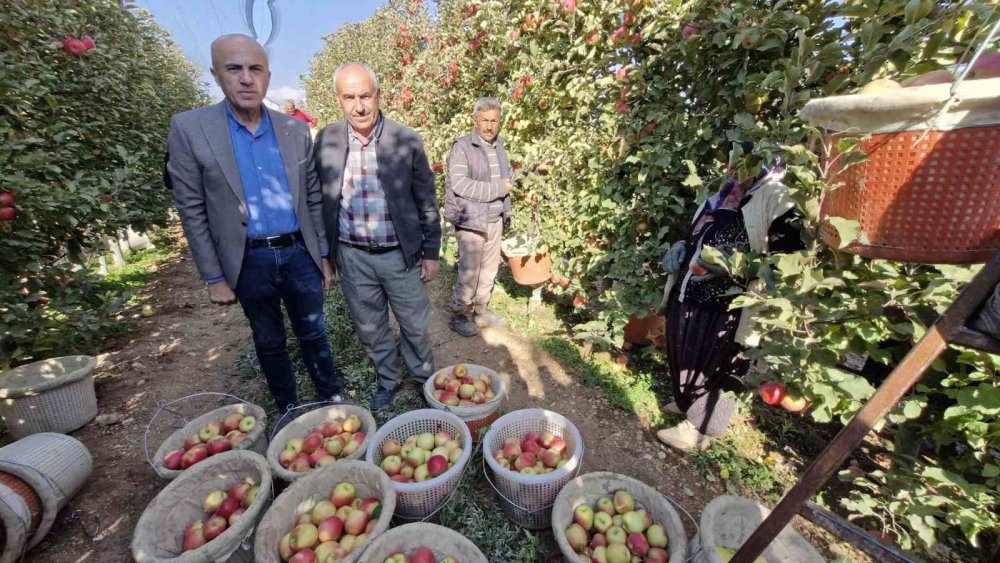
[
  {"xmin": 152, "ymin": 402, "xmax": 267, "ymax": 480},
  {"xmin": 482, "ymin": 408, "xmax": 584, "ymax": 529},
  {"xmin": 254, "ymin": 459, "xmax": 395, "ymax": 563},
  {"xmin": 552, "ymin": 472, "xmax": 688, "ymax": 563},
  {"xmin": 267, "ymin": 404, "xmax": 377, "ymax": 483},
  {"xmin": 132, "ymin": 450, "xmax": 272, "ymax": 562},
  {"xmin": 365, "ymin": 409, "xmax": 473, "ymax": 521},
  {"xmin": 358, "ymin": 522, "xmax": 488, "ymax": 563}
]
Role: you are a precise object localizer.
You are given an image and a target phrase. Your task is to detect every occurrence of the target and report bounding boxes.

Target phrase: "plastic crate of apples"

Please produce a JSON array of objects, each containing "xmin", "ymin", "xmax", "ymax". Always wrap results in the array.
[
  {"xmin": 378, "ymin": 430, "xmax": 462, "ymax": 484},
  {"xmin": 565, "ymin": 490, "xmax": 670, "ymax": 562},
  {"xmin": 278, "ymin": 414, "xmax": 366, "ymax": 474},
  {"xmin": 181, "ymin": 479, "xmax": 262, "ymax": 553},
  {"xmin": 280, "ymin": 481, "xmax": 382, "ymax": 562},
  {"xmin": 164, "ymin": 413, "xmax": 259, "ymax": 470},
  {"xmin": 491, "ymin": 430, "xmax": 569, "ymax": 476},
  {"xmin": 429, "ymin": 364, "xmax": 496, "ymax": 406}
]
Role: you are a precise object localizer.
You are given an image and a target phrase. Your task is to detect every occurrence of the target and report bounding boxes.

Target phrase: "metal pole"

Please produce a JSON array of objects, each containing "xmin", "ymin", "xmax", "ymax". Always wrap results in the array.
[{"xmin": 732, "ymin": 251, "xmax": 1000, "ymax": 562}]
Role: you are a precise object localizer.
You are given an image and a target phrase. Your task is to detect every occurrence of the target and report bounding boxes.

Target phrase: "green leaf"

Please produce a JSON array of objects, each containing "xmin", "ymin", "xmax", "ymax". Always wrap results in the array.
[{"xmin": 827, "ymin": 217, "xmax": 860, "ymax": 248}]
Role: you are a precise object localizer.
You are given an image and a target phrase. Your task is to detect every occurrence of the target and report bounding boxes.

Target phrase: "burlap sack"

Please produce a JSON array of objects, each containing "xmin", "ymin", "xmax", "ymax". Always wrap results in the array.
[
  {"xmin": 691, "ymin": 495, "xmax": 823, "ymax": 563},
  {"xmin": 153, "ymin": 403, "xmax": 268, "ymax": 480},
  {"xmin": 552, "ymin": 471, "xmax": 688, "ymax": 563},
  {"xmin": 253, "ymin": 459, "xmax": 395, "ymax": 563},
  {"xmin": 132, "ymin": 451, "xmax": 273, "ymax": 563},
  {"xmin": 266, "ymin": 404, "xmax": 376, "ymax": 483},
  {"xmin": 358, "ymin": 523, "xmax": 488, "ymax": 563}
]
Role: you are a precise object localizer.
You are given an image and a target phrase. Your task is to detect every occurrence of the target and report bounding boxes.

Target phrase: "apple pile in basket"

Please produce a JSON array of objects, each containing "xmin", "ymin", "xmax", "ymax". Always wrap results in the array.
[
  {"xmin": 164, "ymin": 413, "xmax": 258, "ymax": 470},
  {"xmin": 431, "ymin": 364, "xmax": 495, "ymax": 406},
  {"xmin": 492, "ymin": 431, "xmax": 568, "ymax": 475},
  {"xmin": 279, "ymin": 414, "xmax": 366, "ymax": 474},
  {"xmin": 182, "ymin": 479, "xmax": 261, "ymax": 552},
  {"xmin": 565, "ymin": 490, "xmax": 670, "ymax": 562},
  {"xmin": 383, "ymin": 548, "xmax": 458, "ymax": 563},
  {"xmin": 379, "ymin": 430, "xmax": 462, "ymax": 483},
  {"xmin": 279, "ymin": 481, "xmax": 381, "ymax": 562}
]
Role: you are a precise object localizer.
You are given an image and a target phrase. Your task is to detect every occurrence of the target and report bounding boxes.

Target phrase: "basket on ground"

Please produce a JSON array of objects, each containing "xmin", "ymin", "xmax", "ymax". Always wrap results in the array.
[
  {"xmin": 553, "ymin": 471, "xmax": 688, "ymax": 563},
  {"xmin": 691, "ymin": 495, "xmax": 823, "ymax": 563},
  {"xmin": 358, "ymin": 522, "xmax": 488, "ymax": 563},
  {"xmin": 365, "ymin": 409, "xmax": 472, "ymax": 521},
  {"xmin": 132, "ymin": 450, "xmax": 273, "ymax": 563},
  {"xmin": 266, "ymin": 403, "xmax": 376, "ymax": 483},
  {"xmin": 801, "ymin": 78, "xmax": 1000, "ymax": 264},
  {"xmin": 254, "ymin": 459, "xmax": 395, "ymax": 563},
  {"xmin": 0, "ymin": 355, "xmax": 97, "ymax": 439},
  {"xmin": 151, "ymin": 401, "xmax": 268, "ymax": 480},
  {"xmin": 0, "ymin": 432, "xmax": 93, "ymax": 550},
  {"xmin": 0, "ymin": 484, "xmax": 31, "ymax": 563},
  {"xmin": 423, "ymin": 363, "xmax": 505, "ymax": 441},
  {"xmin": 483, "ymin": 408, "xmax": 584, "ymax": 529}
]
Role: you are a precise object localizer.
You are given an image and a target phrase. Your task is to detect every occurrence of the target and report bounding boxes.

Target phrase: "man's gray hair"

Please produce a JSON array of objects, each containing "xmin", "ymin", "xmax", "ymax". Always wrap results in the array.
[
  {"xmin": 333, "ymin": 63, "xmax": 380, "ymax": 94},
  {"xmin": 473, "ymin": 97, "xmax": 502, "ymax": 117}
]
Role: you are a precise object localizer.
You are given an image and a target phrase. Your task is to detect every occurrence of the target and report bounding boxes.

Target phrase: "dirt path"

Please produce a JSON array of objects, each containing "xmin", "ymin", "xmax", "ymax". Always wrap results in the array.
[{"xmin": 23, "ymin": 244, "xmax": 850, "ymax": 562}]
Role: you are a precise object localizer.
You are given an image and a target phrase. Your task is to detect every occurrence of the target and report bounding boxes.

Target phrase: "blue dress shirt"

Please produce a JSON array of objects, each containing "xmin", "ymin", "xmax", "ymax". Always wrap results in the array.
[
  {"xmin": 227, "ymin": 102, "xmax": 299, "ymax": 240},
  {"xmin": 204, "ymin": 104, "xmax": 302, "ymax": 284}
]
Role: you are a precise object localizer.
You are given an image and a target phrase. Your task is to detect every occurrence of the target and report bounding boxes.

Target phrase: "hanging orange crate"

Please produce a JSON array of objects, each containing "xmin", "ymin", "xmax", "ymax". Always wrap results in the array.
[{"xmin": 802, "ymin": 77, "xmax": 1000, "ymax": 264}]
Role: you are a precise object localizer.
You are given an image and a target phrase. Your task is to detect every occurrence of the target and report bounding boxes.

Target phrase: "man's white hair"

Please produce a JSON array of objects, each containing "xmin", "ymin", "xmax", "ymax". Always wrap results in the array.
[
  {"xmin": 333, "ymin": 63, "xmax": 380, "ymax": 95},
  {"xmin": 473, "ymin": 97, "xmax": 502, "ymax": 117}
]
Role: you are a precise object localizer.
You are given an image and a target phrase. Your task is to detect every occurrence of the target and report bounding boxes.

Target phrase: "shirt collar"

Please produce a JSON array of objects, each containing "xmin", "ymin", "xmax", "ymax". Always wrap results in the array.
[
  {"xmin": 348, "ymin": 113, "xmax": 383, "ymax": 146},
  {"xmin": 224, "ymin": 100, "xmax": 271, "ymax": 136}
]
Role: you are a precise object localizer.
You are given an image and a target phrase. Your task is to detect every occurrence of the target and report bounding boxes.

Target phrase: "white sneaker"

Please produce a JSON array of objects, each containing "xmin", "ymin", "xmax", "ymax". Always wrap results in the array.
[{"xmin": 655, "ymin": 420, "xmax": 713, "ymax": 452}]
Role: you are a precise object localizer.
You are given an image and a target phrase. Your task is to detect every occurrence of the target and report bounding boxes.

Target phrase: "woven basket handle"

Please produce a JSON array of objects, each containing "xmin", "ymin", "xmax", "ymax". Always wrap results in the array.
[{"xmin": 142, "ymin": 391, "xmax": 252, "ymax": 478}]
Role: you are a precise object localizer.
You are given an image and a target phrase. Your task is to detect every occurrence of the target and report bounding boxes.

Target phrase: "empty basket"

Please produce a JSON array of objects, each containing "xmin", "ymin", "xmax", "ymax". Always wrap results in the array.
[{"xmin": 0, "ymin": 355, "xmax": 98, "ymax": 439}]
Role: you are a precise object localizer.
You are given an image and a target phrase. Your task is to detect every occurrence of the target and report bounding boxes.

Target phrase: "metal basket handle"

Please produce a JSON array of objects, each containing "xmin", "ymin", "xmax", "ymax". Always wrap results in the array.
[
  {"xmin": 267, "ymin": 398, "xmax": 355, "ymax": 442},
  {"xmin": 142, "ymin": 391, "xmax": 253, "ymax": 478}
]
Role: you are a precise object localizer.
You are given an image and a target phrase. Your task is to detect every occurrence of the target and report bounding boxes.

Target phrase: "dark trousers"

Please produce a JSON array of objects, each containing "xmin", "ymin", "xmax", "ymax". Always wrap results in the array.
[
  {"xmin": 235, "ymin": 241, "xmax": 340, "ymax": 412},
  {"xmin": 665, "ymin": 297, "xmax": 750, "ymax": 437}
]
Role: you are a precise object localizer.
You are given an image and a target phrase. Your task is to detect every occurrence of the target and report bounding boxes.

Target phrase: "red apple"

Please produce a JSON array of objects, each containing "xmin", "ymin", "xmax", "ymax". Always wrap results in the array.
[
  {"xmin": 759, "ymin": 382, "xmax": 786, "ymax": 405},
  {"xmin": 222, "ymin": 413, "xmax": 243, "ymax": 433},
  {"xmin": 206, "ymin": 436, "xmax": 231, "ymax": 456},
  {"xmin": 215, "ymin": 496, "xmax": 240, "ymax": 519},
  {"xmin": 0, "ymin": 193, "xmax": 12, "ymax": 207},
  {"xmin": 228, "ymin": 507, "xmax": 245, "ymax": 526},
  {"xmin": 183, "ymin": 434, "xmax": 202, "ymax": 451},
  {"xmin": 180, "ymin": 445, "xmax": 209, "ymax": 469},
  {"xmin": 62, "ymin": 37, "xmax": 87, "ymax": 56},
  {"xmin": 302, "ymin": 432, "xmax": 324, "ymax": 454},
  {"xmin": 182, "ymin": 520, "xmax": 206, "ymax": 552},
  {"xmin": 289, "ymin": 549, "xmax": 317, "ymax": 563},
  {"xmin": 317, "ymin": 516, "xmax": 344, "ymax": 542},
  {"xmin": 229, "ymin": 481, "xmax": 253, "ymax": 503},
  {"xmin": 163, "ymin": 450, "xmax": 184, "ymax": 470},
  {"xmin": 427, "ymin": 454, "xmax": 448, "ymax": 477},
  {"xmin": 411, "ymin": 547, "xmax": 436, "ymax": 563},
  {"xmin": 203, "ymin": 515, "xmax": 228, "ymax": 541}
]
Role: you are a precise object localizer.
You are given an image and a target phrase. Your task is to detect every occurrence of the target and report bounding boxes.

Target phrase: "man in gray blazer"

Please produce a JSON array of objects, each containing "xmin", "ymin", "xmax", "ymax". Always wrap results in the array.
[
  {"xmin": 314, "ymin": 63, "xmax": 441, "ymax": 410},
  {"xmin": 166, "ymin": 34, "xmax": 342, "ymax": 417}
]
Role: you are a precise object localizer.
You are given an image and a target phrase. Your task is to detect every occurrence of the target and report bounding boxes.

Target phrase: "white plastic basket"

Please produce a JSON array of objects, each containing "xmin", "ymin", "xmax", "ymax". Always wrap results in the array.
[
  {"xmin": 482, "ymin": 409, "xmax": 584, "ymax": 529},
  {"xmin": 364, "ymin": 409, "xmax": 472, "ymax": 521},
  {"xmin": 266, "ymin": 402, "xmax": 377, "ymax": 483},
  {"xmin": 422, "ymin": 364, "xmax": 506, "ymax": 421}
]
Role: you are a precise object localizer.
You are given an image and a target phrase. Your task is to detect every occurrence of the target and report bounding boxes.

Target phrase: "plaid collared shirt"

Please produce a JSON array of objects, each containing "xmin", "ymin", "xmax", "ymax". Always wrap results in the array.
[{"xmin": 339, "ymin": 118, "xmax": 398, "ymax": 247}]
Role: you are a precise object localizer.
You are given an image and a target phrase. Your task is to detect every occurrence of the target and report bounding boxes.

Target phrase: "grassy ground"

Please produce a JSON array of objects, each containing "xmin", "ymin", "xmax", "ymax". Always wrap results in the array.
[{"xmin": 233, "ymin": 233, "xmax": 803, "ymax": 560}]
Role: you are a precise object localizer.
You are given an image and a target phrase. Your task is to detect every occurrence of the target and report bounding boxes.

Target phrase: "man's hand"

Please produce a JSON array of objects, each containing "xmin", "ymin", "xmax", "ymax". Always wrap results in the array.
[
  {"xmin": 207, "ymin": 281, "xmax": 238, "ymax": 305},
  {"xmin": 420, "ymin": 259, "xmax": 439, "ymax": 283},
  {"xmin": 662, "ymin": 241, "xmax": 687, "ymax": 274},
  {"xmin": 502, "ymin": 179, "xmax": 514, "ymax": 195},
  {"xmin": 322, "ymin": 259, "xmax": 337, "ymax": 291}
]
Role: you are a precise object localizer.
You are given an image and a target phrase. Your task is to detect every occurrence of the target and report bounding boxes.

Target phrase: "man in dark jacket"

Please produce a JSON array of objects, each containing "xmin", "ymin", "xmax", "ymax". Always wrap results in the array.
[
  {"xmin": 444, "ymin": 97, "xmax": 513, "ymax": 337},
  {"xmin": 314, "ymin": 62, "xmax": 441, "ymax": 409}
]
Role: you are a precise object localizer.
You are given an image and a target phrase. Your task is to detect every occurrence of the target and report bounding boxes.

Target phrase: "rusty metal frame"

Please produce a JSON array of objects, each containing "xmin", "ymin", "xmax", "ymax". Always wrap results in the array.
[{"xmin": 731, "ymin": 250, "xmax": 1000, "ymax": 563}]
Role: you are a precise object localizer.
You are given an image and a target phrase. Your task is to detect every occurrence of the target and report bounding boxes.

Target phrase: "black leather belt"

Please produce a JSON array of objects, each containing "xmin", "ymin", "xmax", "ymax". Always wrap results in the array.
[
  {"xmin": 248, "ymin": 231, "xmax": 302, "ymax": 249},
  {"xmin": 340, "ymin": 241, "xmax": 400, "ymax": 255}
]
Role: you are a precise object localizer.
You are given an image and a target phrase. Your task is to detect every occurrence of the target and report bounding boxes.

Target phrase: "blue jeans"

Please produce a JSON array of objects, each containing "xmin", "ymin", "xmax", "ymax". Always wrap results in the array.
[{"xmin": 235, "ymin": 241, "xmax": 340, "ymax": 412}]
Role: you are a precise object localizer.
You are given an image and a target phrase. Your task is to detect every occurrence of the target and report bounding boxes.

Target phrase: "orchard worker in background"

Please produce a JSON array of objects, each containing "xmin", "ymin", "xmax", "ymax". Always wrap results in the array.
[
  {"xmin": 444, "ymin": 97, "xmax": 513, "ymax": 337},
  {"xmin": 314, "ymin": 62, "xmax": 441, "ymax": 410},
  {"xmin": 166, "ymin": 34, "xmax": 343, "ymax": 423},
  {"xmin": 283, "ymin": 99, "xmax": 318, "ymax": 129},
  {"xmin": 655, "ymin": 142, "xmax": 802, "ymax": 451}
]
